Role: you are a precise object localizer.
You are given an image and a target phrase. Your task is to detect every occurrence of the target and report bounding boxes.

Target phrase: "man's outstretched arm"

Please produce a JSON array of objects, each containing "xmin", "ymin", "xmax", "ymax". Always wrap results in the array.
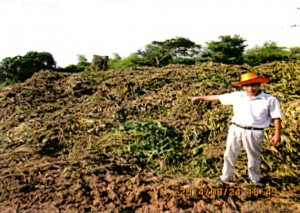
[{"xmin": 191, "ymin": 95, "xmax": 220, "ymax": 102}]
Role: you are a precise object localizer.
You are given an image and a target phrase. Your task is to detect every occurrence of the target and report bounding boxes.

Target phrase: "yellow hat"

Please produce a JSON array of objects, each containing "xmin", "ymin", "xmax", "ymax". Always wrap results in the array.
[{"xmin": 232, "ymin": 72, "xmax": 269, "ymax": 86}]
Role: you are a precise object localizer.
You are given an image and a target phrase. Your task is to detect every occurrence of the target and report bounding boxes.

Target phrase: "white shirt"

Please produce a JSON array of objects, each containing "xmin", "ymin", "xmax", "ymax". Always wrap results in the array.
[{"xmin": 218, "ymin": 91, "xmax": 284, "ymax": 128}]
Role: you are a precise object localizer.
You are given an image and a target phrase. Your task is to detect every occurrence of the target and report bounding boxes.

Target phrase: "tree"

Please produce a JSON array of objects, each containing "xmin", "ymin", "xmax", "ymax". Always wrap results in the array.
[
  {"xmin": 108, "ymin": 53, "xmax": 123, "ymax": 70},
  {"xmin": 136, "ymin": 37, "xmax": 201, "ymax": 67},
  {"xmin": 0, "ymin": 56, "xmax": 22, "ymax": 83},
  {"xmin": 112, "ymin": 53, "xmax": 121, "ymax": 61},
  {"xmin": 77, "ymin": 54, "xmax": 91, "ymax": 71},
  {"xmin": 0, "ymin": 51, "xmax": 56, "ymax": 83},
  {"xmin": 244, "ymin": 41, "xmax": 289, "ymax": 66},
  {"xmin": 288, "ymin": 47, "xmax": 300, "ymax": 60},
  {"xmin": 77, "ymin": 55, "xmax": 89, "ymax": 66},
  {"xmin": 108, "ymin": 53, "xmax": 143, "ymax": 70},
  {"xmin": 201, "ymin": 35, "xmax": 247, "ymax": 65},
  {"xmin": 62, "ymin": 55, "xmax": 91, "ymax": 73}
]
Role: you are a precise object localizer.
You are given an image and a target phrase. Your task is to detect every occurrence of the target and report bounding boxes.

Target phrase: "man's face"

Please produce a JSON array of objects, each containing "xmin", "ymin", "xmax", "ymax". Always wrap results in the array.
[{"xmin": 242, "ymin": 83, "xmax": 261, "ymax": 96}]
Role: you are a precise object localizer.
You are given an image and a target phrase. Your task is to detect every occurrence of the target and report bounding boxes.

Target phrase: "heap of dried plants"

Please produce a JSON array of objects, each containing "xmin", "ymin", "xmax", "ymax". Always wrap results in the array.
[{"xmin": 0, "ymin": 61, "xmax": 299, "ymax": 212}]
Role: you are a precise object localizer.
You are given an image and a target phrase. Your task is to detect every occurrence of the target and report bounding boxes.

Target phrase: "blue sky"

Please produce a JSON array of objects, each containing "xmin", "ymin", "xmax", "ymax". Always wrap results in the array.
[{"xmin": 0, "ymin": 0, "xmax": 299, "ymax": 67}]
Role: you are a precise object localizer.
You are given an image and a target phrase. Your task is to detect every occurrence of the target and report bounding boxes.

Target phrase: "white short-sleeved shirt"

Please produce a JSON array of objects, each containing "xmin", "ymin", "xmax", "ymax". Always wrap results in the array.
[{"xmin": 218, "ymin": 91, "xmax": 284, "ymax": 128}]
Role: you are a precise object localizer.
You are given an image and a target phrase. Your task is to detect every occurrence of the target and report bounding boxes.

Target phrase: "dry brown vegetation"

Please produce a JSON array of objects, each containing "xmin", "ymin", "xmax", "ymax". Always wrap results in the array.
[{"xmin": 0, "ymin": 61, "xmax": 299, "ymax": 212}]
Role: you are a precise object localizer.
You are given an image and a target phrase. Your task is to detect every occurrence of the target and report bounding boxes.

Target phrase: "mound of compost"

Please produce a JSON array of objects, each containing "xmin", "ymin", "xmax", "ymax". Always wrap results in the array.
[{"xmin": 0, "ymin": 62, "xmax": 299, "ymax": 212}]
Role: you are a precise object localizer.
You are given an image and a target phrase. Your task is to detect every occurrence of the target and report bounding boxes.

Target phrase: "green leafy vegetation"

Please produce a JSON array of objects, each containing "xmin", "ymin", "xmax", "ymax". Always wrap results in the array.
[{"xmin": 110, "ymin": 119, "xmax": 183, "ymax": 170}]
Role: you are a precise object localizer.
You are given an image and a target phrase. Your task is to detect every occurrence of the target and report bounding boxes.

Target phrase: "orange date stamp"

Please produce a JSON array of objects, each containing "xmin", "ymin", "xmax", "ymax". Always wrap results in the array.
[
  {"xmin": 179, "ymin": 187, "xmax": 278, "ymax": 197},
  {"xmin": 243, "ymin": 187, "xmax": 278, "ymax": 197}
]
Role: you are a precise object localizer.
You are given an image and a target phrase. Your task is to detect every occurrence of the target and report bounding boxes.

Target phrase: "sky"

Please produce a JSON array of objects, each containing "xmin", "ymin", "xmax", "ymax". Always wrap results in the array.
[{"xmin": 0, "ymin": 0, "xmax": 299, "ymax": 67}]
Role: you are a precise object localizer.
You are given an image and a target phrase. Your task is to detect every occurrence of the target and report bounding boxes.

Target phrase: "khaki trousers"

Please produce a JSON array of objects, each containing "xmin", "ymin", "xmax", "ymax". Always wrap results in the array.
[{"xmin": 220, "ymin": 124, "xmax": 264, "ymax": 182}]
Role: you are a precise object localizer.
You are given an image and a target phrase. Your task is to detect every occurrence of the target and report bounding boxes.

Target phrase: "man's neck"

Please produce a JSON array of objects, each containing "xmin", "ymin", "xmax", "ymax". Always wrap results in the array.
[{"xmin": 246, "ymin": 90, "xmax": 262, "ymax": 97}]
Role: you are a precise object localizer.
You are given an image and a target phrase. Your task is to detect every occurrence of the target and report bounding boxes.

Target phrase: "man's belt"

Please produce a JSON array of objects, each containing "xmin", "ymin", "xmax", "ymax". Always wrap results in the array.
[{"xmin": 232, "ymin": 122, "xmax": 264, "ymax": 130}]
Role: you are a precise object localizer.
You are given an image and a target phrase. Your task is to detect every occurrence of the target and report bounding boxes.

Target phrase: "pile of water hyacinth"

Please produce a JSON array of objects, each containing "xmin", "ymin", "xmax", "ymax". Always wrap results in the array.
[{"xmin": 0, "ymin": 61, "xmax": 299, "ymax": 212}]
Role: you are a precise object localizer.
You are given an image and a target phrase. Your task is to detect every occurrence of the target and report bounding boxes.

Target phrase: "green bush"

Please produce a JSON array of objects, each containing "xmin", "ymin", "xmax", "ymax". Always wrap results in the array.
[{"xmin": 110, "ymin": 119, "xmax": 183, "ymax": 169}]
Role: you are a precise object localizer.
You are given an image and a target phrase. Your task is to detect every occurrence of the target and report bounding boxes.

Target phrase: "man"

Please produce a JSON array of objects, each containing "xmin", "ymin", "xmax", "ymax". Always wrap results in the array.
[{"xmin": 191, "ymin": 72, "xmax": 284, "ymax": 187}]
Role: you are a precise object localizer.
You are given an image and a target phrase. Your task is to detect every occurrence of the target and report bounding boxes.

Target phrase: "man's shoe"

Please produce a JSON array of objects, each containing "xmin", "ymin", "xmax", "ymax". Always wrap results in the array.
[{"xmin": 218, "ymin": 178, "xmax": 235, "ymax": 187}]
